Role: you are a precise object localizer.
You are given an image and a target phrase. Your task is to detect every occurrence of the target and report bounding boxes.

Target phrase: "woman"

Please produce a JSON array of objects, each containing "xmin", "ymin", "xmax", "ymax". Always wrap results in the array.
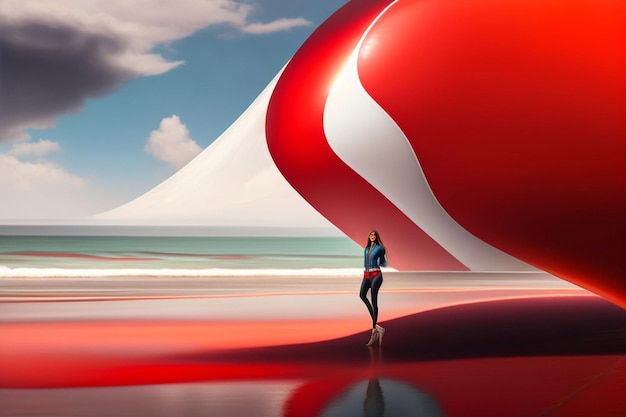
[{"xmin": 361, "ymin": 230, "xmax": 387, "ymax": 347}]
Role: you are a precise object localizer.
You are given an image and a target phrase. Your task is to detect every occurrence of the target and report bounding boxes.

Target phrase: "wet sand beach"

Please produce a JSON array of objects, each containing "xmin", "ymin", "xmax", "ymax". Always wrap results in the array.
[{"xmin": 1, "ymin": 271, "xmax": 625, "ymax": 416}]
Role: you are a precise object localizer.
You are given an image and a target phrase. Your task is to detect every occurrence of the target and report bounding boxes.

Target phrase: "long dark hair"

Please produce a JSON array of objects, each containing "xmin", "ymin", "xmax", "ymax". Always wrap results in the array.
[{"xmin": 365, "ymin": 229, "xmax": 385, "ymax": 248}]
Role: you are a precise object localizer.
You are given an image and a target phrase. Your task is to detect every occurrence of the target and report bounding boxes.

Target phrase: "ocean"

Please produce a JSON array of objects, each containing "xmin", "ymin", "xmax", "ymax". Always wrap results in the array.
[{"xmin": 0, "ymin": 226, "xmax": 364, "ymax": 277}]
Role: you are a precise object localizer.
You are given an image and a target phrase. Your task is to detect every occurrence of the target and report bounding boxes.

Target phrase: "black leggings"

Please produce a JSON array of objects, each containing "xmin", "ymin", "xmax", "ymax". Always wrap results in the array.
[{"xmin": 360, "ymin": 273, "xmax": 383, "ymax": 328}]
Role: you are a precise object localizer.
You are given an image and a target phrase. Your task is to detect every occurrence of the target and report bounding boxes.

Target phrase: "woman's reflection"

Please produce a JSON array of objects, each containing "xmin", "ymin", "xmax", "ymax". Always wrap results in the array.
[
  {"xmin": 363, "ymin": 374, "xmax": 385, "ymax": 416},
  {"xmin": 317, "ymin": 347, "xmax": 444, "ymax": 417},
  {"xmin": 363, "ymin": 346, "xmax": 385, "ymax": 416}
]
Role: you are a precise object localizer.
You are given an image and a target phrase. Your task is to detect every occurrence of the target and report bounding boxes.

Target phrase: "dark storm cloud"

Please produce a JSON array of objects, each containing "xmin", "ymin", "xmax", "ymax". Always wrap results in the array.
[{"xmin": 0, "ymin": 21, "xmax": 137, "ymax": 140}]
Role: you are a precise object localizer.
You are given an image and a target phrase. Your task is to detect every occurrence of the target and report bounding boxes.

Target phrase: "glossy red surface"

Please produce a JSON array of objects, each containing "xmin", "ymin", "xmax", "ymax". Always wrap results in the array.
[
  {"xmin": 266, "ymin": 0, "xmax": 468, "ymax": 271},
  {"xmin": 357, "ymin": 0, "xmax": 626, "ymax": 305},
  {"xmin": 267, "ymin": 0, "xmax": 626, "ymax": 306}
]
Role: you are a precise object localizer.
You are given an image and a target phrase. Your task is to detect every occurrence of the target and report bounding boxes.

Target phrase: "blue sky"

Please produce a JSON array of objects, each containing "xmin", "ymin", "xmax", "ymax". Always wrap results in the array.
[{"xmin": 0, "ymin": 0, "xmax": 348, "ymax": 221}]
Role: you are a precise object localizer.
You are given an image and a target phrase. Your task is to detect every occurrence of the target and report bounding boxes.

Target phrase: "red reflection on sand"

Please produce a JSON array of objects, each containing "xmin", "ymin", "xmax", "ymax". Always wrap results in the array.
[
  {"xmin": 2, "ymin": 292, "xmax": 625, "ymax": 416},
  {"xmin": 285, "ymin": 357, "xmax": 626, "ymax": 417},
  {"xmin": 0, "ymin": 318, "xmax": 364, "ymax": 388}
]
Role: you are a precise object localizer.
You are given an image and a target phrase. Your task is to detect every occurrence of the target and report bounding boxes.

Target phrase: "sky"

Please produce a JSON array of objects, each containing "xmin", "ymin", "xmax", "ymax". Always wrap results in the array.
[{"xmin": 0, "ymin": 0, "xmax": 348, "ymax": 222}]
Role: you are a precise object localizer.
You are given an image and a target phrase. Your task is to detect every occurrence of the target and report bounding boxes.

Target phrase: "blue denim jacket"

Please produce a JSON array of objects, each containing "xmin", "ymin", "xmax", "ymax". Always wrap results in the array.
[{"xmin": 364, "ymin": 244, "xmax": 387, "ymax": 271}]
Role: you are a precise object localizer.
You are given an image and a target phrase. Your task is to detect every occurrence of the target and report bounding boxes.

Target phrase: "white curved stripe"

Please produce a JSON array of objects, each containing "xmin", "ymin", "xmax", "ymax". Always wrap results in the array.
[
  {"xmin": 323, "ymin": 2, "xmax": 534, "ymax": 271},
  {"xmin": 92, "ymin": 67, "xmax": 336, "ymax": 231}
]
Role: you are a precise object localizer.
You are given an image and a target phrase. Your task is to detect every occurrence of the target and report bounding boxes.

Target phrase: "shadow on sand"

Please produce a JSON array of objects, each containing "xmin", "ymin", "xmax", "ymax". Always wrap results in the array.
[{"xmin": 179, "ymin": 295, "xmax": 626, "ymax": 364}]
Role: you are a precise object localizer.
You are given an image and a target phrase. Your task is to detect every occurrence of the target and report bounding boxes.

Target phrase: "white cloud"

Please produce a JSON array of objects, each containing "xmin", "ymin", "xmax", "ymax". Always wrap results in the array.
[
  {"xmin": 0, "ymin": 153, "xmax": 93, "ymax": 219},
  {"xmin": 0, "ymin": 140, "xmax": 125, "ymax": 219},
  {"xmin": 8, "ymin": 139, "xmax": 60, "ymax": 158},
  {"xmin": 0, "ymin": 154, "xmax": 83, "ymax": 190},
  {"xmin": 0, "ymin": 1, "xmax": 308, "ymax": 75},
  {"xmin": 145, "ymin": 115, "xmax": 203, "ymax": 169},
  {"xmin": 242, "ymin": 17, "xmax": 312, "ymax": 34},
  {"xmin": 0, "ymin": 0, "xmax": 252, "ymax": 77},
  {"xmin": 0, "ymin": 0, "xmax": 312, "ymax": 140}
]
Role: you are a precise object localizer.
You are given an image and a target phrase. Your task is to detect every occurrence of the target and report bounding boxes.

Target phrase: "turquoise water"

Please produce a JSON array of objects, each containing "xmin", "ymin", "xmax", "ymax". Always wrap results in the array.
[{"xmin": 0, "ymin": 233, "xmax": 363, "ymax": 272}]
